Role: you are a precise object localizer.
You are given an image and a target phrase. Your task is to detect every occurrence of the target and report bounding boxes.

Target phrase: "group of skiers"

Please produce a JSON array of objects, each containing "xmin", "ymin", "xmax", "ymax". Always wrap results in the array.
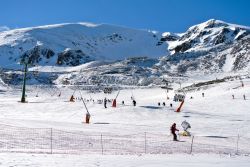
[
  {"xmin": 232, "ymin": 94, "xmax": 247, "ymax": 100},
  {"xmin": 103, "ymin": 98, "xmax": 136, "ymax": 108}
]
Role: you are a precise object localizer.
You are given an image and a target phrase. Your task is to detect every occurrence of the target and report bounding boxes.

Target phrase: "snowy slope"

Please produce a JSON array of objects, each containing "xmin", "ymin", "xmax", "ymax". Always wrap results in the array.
[
  {"xmin": 0, "ymin": 22, "xmax": 168, "ymax": 68},
  {"xmin": 0, "ymin": 19, "xmax": 249, "ymax": 86},
  {"xmin": 0, "ymin": 77, "xmax": 250, "ymax": 156},
  {"xmin": 158, "ymin": 19, "xmax": 250, "ymax": 75},
  {"xmin": 0, "ymin": 153, "xmax": 250, "ymax": 167}
]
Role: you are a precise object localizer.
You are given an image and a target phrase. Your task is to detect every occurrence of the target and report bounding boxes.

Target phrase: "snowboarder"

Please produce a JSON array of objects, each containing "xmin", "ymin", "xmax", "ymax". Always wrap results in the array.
[
  {"xmin": 133, "ymin": 100, "xmax": 136, "ymax": 106},
  {"xmin": 170, "ymin": 123, "xmax": 179, "ymax": 141},
  {"xmin": 104, "ymin": 98, "xmax": 107, "ymax": 108}
]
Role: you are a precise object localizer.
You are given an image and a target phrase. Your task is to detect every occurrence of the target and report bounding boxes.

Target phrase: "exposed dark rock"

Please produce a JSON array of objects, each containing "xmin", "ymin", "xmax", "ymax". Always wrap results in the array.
[
  {"xmin": 174, "ymin": 42, "xmax": 191, "ymax": 53},
  {"xmin": 57, "ymin": 49, "xmax": 93, "ymax": 66},
  {"xmin": 214, "ymin": 34, "xmax": 226, "ymax": 45},
  {"xmin": 20, "ymin": 45, "xmax": 55, "ymax": 65}
]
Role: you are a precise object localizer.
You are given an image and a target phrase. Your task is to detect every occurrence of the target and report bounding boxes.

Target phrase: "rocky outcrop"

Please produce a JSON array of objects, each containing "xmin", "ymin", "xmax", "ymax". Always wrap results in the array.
[
  {"xmin": 57, "ymin": 49, "xmax": 93, "ymax": 66},
  {"xmin": 20, "ymin": 45, "xmax": 55, "ymax": 64}
]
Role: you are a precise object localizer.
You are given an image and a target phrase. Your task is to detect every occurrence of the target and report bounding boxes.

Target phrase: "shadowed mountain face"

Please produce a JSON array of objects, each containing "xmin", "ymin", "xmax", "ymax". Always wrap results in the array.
[{"xmin": 0, "ymin": 19, "xmax": 249, "ymax": 86}]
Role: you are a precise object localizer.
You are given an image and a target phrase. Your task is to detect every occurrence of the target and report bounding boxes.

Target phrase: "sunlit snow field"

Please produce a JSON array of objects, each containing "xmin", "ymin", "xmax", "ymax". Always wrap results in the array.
[{"xmin": 0, "ymin": 78, "xmax": 250, "ymax": 166}]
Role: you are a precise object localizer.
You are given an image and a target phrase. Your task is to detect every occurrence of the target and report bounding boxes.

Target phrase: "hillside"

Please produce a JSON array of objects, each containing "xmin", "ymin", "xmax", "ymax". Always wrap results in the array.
[
  {"xmin": 0, "ymin": 23, "xmax": 168, "ymax": 68},
  {"xmin": 0, "ymin": 19, "xmax": 249, "ymax": 86},
  {"xmin": 158, "ymin": 19, "xmax": 250, "ymax": 74}
]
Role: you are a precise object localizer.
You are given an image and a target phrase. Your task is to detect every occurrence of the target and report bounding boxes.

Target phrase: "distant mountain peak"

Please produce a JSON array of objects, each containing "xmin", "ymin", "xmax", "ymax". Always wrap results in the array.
[{"xmin": 0, "ymin": 19, "xmax": 249, "ymax": 86}]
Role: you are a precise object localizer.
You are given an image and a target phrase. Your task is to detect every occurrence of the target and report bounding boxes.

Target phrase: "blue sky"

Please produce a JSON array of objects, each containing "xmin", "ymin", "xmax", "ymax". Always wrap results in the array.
[{"xmin": 0, "ymin": 0, "xmax": 249, "ymax": 32}]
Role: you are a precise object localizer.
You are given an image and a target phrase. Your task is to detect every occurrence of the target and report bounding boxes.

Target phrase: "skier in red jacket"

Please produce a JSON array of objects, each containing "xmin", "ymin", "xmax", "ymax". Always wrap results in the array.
[{"xmin": 171, "ymin": 123, "xmax": 179, "ymax": 141}]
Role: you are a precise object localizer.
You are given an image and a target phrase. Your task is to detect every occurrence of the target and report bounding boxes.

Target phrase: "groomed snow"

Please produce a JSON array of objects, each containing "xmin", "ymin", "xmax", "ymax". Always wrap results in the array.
[
  {"xmin": 0, "ymin": 153, "xmax": 250, "ymax": 167},
  {"xmin": 0, "ymin": 77, "xmax": 250, "ymax": 166}
]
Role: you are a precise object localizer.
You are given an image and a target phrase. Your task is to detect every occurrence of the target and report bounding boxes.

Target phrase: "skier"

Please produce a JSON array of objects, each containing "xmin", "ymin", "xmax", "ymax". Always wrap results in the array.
[
  {"xmin": 104, "ymin": 98, "xmax": 107, "ymax": 108},
  {"xmin": 241, "ymin": 81, "xmax": 244, "ymax": 87},
  {"xmin": 170, "ymin": 123, "xmax": 179, "ymax": 141},
  {"xmin": 162, "ymin": 102, "xmax": 166, "ymax": 106},
  {"xmin": 170, "ymin": 103, "xmax": 173, "ymax": 107},
  {"xmin": 202, "ymin": 93, "xmax": 204, "ymax": 97},
  {"xmin": 232, "ymin": 94, "xmax": 234, "ymax": 99},
  {"xmin": 158, "ymin": 102, "xmax": 161, "ymax": 106},
  {"xmin": 133, "ymin": 100, "xmax": 136, "ymax": 106},
  {"xmin": 243, "ymin": 94, "xmax": 246, "ymax": 100},
  {"xmin": 122, "ymin": 101, "xmax": 125, "ymax": 105}
]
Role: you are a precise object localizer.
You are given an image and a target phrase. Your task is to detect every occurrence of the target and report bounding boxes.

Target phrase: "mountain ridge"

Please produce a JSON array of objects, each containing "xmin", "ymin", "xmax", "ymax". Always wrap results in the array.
[{"xmin": 0, "ymin": 19, "xmax": 249, "ymax": 86}]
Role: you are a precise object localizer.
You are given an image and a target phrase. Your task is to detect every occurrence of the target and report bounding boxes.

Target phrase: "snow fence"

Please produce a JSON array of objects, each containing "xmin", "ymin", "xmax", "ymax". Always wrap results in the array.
[{"xmin": 0, "ymin": 124, "xmax": 249, "ymax": 155}]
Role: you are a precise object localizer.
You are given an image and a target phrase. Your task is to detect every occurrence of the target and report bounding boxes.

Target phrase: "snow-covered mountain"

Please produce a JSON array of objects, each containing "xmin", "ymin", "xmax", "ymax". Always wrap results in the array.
[
  {"xmin": 158, "ymin": 19, "xmax": 250, "ymax": 74},
  {"xmin": 0, "ymin": 22, "xmax": 168, "ymax": 68},
  {"xmin": 0, "ymin": 19, "xmax": 249, "ymax": 86}
]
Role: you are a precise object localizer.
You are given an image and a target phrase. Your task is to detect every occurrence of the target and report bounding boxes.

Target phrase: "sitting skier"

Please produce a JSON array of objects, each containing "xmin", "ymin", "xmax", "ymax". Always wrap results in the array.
[{"xmin": 170, "ymin": 123, "xmax": 179, "ymax": 141}]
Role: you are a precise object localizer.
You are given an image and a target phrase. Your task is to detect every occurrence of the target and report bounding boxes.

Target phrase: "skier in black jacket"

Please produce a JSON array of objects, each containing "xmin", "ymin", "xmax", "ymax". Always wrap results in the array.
[{"xmin": 170, "ymin": 123, "xmax": 179, "ymax": 141}]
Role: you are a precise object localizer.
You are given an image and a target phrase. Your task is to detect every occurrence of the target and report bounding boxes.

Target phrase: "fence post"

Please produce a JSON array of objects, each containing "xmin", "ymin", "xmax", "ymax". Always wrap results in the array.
[
  {"xmin": 236, "ymin": 134, "xmax": 239, "ymax": 154},
  {"xmin": 101, "ymin": 134, "xmax": 104, "ymax": 155},
  {"xmin": 190, "ymin": 136, "xmax": 194, "ymax": 154},
  {"xmin": 144, "ymin": 132, "xmax": 147, "ymax": 154},
  {"xmin": 50, "ymin": 128, "xmax": 53, "ymax": 154}
]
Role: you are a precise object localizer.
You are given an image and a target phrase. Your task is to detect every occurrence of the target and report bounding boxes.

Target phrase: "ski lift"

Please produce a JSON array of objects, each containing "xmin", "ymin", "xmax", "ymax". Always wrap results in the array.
[
  {"xmin": 161, "ymin": 79, "xmax": 173, "ymax": 90},
  {"xmin": 31, "ymin": 64, "xmax": 40, "ymax": 78},
  {"xmin": 174, "ymin": 86, "xmax": 186, "ymax": 102},
  {"xmin": 173, "ymin": 93, "xmax": 185, "ymax": 102},
  {"xmin": 104, "ymin": 87, "xmax": 113, "ymax": 94}
]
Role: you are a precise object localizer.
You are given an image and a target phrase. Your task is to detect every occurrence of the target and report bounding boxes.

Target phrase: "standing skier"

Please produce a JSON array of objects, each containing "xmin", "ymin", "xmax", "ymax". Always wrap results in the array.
[
  {"xmin": 170, "ymin": 123, "xmax": 179, "ymax": 141},
  {"xmin": 104, "ymin": 98, "xmax": 107, "ymax": 108},
  {"xmin": 133, "ymin": 100, "xmax": 136, "ymax": 106}
]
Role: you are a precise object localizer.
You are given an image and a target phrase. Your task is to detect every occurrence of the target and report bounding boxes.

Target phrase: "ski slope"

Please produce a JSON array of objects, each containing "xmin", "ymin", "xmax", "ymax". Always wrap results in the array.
[
  {"xmin": 0, "ymin": 77, "xmax": 250, "ymax": 166},
  {"xmin": 0, "ymin": 153, "xmax": 250, "ymax": 167}
]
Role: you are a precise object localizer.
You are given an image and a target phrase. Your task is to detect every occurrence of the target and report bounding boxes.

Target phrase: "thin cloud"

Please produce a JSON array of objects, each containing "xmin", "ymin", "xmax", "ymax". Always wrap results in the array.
[{"xmin": 0, "ymin": 26, "xmax": 10, "ymax": 32}]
